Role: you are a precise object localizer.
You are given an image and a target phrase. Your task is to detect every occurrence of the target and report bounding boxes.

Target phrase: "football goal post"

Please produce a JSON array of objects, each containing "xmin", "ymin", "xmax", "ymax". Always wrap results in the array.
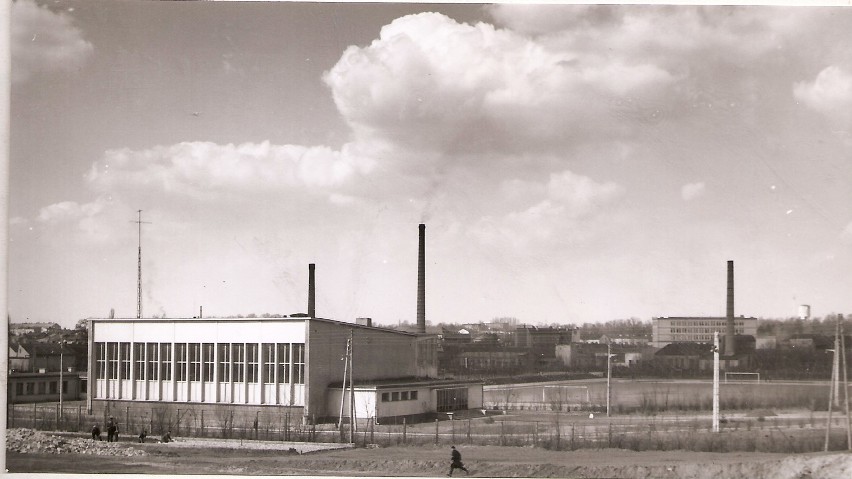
[{"xmin": 724, "ymin": 372, "xmax": 761, "ymax": 383}]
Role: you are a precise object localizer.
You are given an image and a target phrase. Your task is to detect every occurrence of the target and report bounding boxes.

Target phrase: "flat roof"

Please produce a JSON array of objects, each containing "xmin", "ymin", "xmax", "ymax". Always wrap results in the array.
[
  {"xmin": 328, "ymin": 377, "xmax": 483, "ymax": 390},
  {"xmin": 88, "ymin": 316, "xmax": 432, "ymax": 338}
]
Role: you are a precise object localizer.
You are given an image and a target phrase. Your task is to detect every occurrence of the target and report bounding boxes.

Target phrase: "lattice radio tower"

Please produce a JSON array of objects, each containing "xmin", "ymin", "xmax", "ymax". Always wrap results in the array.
[{"xmin": 131, "ymin": 210, "xmax": 151, "ymax": 319}]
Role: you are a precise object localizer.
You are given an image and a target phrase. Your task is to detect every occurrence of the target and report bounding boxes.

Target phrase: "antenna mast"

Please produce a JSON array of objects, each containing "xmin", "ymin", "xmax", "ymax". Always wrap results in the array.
[{"xmin": 131, "ymin": 210, "xmax": 151, "ymax": 319}]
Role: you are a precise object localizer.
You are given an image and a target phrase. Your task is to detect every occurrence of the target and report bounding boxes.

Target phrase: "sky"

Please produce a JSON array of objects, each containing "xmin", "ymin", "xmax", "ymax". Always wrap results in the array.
[{"xmin": 9, "ymin": 1, "xmax": 852, "ymax": 329}]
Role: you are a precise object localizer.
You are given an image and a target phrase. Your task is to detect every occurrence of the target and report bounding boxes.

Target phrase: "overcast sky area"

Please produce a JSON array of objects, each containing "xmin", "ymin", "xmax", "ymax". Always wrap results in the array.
[{"xmin": 9, "ymin": 1, "xmax": 852, "ymax": 328}]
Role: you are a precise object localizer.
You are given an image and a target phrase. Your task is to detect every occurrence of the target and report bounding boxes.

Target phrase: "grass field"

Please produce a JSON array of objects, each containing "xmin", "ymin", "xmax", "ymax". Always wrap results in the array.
[{"xmin": 483, "ymin": 378, "xmax": 845, "ymax": 413}]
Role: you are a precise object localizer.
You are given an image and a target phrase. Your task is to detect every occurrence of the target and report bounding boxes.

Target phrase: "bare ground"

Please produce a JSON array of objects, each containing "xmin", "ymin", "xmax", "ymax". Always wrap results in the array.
[{"xmin": 7, "ymin": 438, "xmax": 852, "ymax": 478}]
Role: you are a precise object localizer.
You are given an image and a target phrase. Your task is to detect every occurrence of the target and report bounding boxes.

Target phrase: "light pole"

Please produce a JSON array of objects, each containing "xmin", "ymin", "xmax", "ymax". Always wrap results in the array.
[
  {"xmin": 59, "ymin": 339, "xmax": 65, "ymax": 419},
  {"xmin": 606, "ymin": 342, "xmax": 613, "ymax": 417}
]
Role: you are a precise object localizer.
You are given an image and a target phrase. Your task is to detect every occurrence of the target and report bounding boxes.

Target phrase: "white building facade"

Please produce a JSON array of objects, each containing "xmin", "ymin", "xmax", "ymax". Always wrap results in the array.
[
  {"xmin": 88, "ymin": 317, "xmax": 478, "ymax": 423},
  {"xmin": 651, "ymin": 316, "xmax": 758, "ymax": 348}
]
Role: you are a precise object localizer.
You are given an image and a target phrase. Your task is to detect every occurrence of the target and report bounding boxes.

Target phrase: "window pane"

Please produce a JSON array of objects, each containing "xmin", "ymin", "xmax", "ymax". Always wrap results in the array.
[
  {"xmin": 262, "ymin": 343, "xmax": 275, "ymax": 384},
  {"xmin": 134, "ymin": 343, "xmax": 145, "ymax": 380},
  {"xmin": 277, "ymin": 343, "xmax": 290, "ymax": 383},
  {"xmin": 247, "ymin": 343, "xmax": 258, "ymax": 383},
  {"xmin": 147, "ymin": 343, "xmax": 159, "ymax": 381},
  {"xmin": 218, "ymin": 343, "xmax": 230, "ymax": 382},
  {"xmin": 107, "ymin": 343, "xmax": 119, "ymax": 379},
  {"xmin": 189, "ymin": 343, "xmax": 201, "ymax": 381},
  {"xmin": 202, "ymin": 343, "xmax": 214, "ymax": 382},
  {"xmin": 232, "ymin": 343, "xmax": 245, "ymax": 383},
  {"xmin": 293, "ymin": 343, "xmax": 305, "ymax": 384},
  {"xmin": 160, "ymin": 343, "xmax": 172, "ymax": 381},
  {"xmin": 119, "ymin": 342, "xmax": 130, "ymax": 379},
  {"xmin": 175, "ymin": 343, "xmax": 187, "ymax": 381},
  {"xmin": 95, "ymin": 343, "xmax": 107, "ymax": 379}
]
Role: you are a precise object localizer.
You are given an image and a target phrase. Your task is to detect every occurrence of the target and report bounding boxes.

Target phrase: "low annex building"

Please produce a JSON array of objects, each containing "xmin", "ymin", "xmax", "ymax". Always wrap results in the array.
[{"xmin": 87, "ymin": 316, "xmax": 482, "ymax": 424}]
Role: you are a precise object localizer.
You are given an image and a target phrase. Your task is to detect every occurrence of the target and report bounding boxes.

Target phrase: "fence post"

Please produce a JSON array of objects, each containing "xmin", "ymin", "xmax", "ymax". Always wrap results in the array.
[
  {"xmin": 467, "ymin": 419, "xmax": 471, "ymax": 444},
  {"xmin": 500, "ymin": 420, "xmax": 505, "ymax": 446},
  {"xmin": 370, "ymin": 418, "xmax": 374, "ymax": 444},
  {"xmin": 570, "ymin": 424, "xmax": 575, "ymax": 450},
  {"xmin": 9, "ymin": 404, "xmax": 14, "ymax": 429},
  {"xmin": 403, "ymin": 418, "xmax": 407, "ymax": 444},
  {"xmin": 77, "ymin": 405, "xmax": 82, "ymax": 432},
  {"xmin": 126, "ymin": 405, "xmax": 130, "ymax": 433},
  {"xmin": 201, "ymin": 410, "xmax": 205, "ymax": 437},
  {"xmin": 608, "ymin": 422, "xmax": 613, "ymax": 448},
  {"xmin": 451, "ymin": 415, "xmax": 455, "ymax": 443},
  {"xmin": 435, "ymin": 418, "xmax": 439, "ymax": 445},
  {"xmin": 33, "ymin": 403, "xmax": 37, "ymax": 429}
]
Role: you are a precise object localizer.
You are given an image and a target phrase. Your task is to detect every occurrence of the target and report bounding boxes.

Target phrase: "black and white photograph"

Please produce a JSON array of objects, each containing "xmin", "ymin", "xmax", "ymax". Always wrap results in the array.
[{"xmin": 4, "ymin": 1, "xmax": 852, "ymax": 476}]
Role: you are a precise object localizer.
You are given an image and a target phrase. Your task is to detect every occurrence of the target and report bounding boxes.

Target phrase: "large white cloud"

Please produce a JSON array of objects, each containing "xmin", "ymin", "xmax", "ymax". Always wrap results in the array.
[
  {"xmin": 11, "ymin": 0, "xmax": 93, "ymax": 83},
  {"xmin": 324, "ymin": 12, "xmax": 676, "ymax": 155},
  {"xmin": 794, "ymin": 65, "xmax": 852, "ymax": 127},
  {"xmin": 85, "ymin": 141, "xmax": 373, "ymax": 200}
]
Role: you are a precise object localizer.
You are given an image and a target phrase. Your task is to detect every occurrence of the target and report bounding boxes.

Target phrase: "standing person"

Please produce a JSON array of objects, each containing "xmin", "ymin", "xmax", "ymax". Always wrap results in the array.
[
  {"xmin": 91, "ymin": 424, "xmax": 101, "ymax": 441},
  {"xmin": 106, "ymin": 417, "xmax": 116, "ymax": 442},
  {"xmin": 138, "ymin": 429, "xmax": 147, "ymax": 443},
  {"xmin": 448, "ymin": 446, "xmax": 469, "ymax": 476}
]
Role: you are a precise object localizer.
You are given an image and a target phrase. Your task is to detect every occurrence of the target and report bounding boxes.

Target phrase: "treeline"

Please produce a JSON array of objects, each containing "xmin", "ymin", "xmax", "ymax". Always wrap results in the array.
[{"xmin": 757, "ymin": 314, "xmax": 852, "ymax": 338}]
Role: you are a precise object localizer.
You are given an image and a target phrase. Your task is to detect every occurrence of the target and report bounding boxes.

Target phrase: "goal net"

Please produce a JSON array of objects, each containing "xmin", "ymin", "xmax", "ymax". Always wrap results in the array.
[{"xmin": 724, "ymin": 372, "xmax": 760, "ymax": 383}]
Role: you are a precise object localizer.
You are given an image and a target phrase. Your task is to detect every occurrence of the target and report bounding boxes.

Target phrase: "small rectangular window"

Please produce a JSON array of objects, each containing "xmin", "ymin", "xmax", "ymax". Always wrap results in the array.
[
  {"xmin": 411, "ymin": 391, "xmax": 418, "ymax": 400},
  {"xmin": 160, "ymin": 343, "xmax": 172, "ymax": 381},
  {"xmin": 232, "ymin": 343, "xmax": 245, "ymax": 383},
  {"xmin": 119, "ymin": 342, "xmax": 131, "ymax": 379},
  {"xmin": 38, "ymin": 382, "xmax": 46, "ymax": 395},
  {"xmin": 247, "ymin": 343, "xmax": 259, "ymax": 383},
  {"xmin": 26, "ymin": 382, "xmax": 34, "ymax": 395},
  {"xmin": 391, "ymin": 391, "xmax": 400, "ymax": 401},
  {"xmin": 381, "ymin": 392, "xmax": 389, "ymax": 402},
  {"xmin": 218, "ymin": 343, "xmax": 231, "ymax": 382},
  {"xmin": 175, "ymin": 343, "xmax": 188, "ymax": 381},
  {"xmin": 15, "ymin": 383, "xmax": 23, "ymax": 396},
  {"xmin": 189, "ymin": 343, "xmax": 201, "ymax": 381},
  {"xmin": 401, "ymin": 391, "xmax": 409, "ymax": 400},
  {"xmin": 147, "ymin": 343, "xmax": 159, "ymax": 381},
  {"xmin": 49, "ymin": 381, "xmax": 58, "ymax": 394},
  {"xmin": 262, "ymin": 343, "xmax": 275, "ymax": 383},
  {"xmin": 134, "ymin": 343, "xmax": 145, "ymax": 380},
  {"xmin": 292, "ymin": 343, "xmax": 305, "ymax": 384},
  {"xmin": 277, "ymin": 343, "xmax": 290, "ymax": 383},
  {"xmin": 95, "ymin": 342, "xmax": 107, "ymax": 379},
  {"xmin": 202, "ymin": 343, "xmax": 214, "ymax": 382},
  {"xmin": 107, "ymin": 343, "xmax": 119, "ymax": 379}
]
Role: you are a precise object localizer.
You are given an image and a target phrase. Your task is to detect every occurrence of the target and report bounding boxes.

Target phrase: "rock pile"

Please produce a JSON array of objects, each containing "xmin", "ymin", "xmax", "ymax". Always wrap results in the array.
[{"xmin": 6, "ymin": 428, "xmax": 147, "ymax": 456}]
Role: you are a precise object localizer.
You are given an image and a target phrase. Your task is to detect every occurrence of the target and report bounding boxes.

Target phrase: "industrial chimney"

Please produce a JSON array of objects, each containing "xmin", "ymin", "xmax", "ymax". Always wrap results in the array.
[
  {"xmin": 725, "ymin": 260, "xmax": 735, "ymax": 357},
  {"xmin": 308, "ymin": 263, "xmax": 316, "ymax": 318},
  {"xmin": 417, "ymin": 224, "xmax": 426, "ymax": 333}
]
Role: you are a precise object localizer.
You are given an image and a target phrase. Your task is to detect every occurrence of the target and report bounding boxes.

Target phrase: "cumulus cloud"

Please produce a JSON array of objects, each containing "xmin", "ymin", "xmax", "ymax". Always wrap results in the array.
[
  {"xmin": 681, "ymin": 182, "xmax": 706, "ymax": 201},
  {"xmin": 324, "ymin": 12, "xmax": 676, "ymax": 155},
  {"xmin": 35, "ymin": 196, "xmax": 128, "ymax": 246},
  {"xmin": 794, "ymin": 65, "xmax": 852, "ymax": 127},
  {"xmin": 471, "ymin": 170, "xmax": 623, "ymax": 249},
  {"xmin": 12, "ymin": 0, "xmax": 93, "ymax": 83},
  {"xmin": 85, "ymin": 141, "xmax": 373, "ymax": 200}
]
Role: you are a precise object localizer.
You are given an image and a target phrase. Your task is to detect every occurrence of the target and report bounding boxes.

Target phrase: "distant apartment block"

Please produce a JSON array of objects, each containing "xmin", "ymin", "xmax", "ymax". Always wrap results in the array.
[{"xmin": 651, "ymin": 316, "xmax": 758, "ymax": 348}]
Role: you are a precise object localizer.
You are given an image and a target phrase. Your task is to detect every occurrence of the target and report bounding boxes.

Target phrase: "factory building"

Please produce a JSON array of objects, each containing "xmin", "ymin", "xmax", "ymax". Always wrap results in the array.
[
  {"xmin": 87, "ymin": 224, "xmax": 483, "ymax": 424},
  {"xmin": 651, "ymin": 260, "xmax": 757, "ymax": 350}
]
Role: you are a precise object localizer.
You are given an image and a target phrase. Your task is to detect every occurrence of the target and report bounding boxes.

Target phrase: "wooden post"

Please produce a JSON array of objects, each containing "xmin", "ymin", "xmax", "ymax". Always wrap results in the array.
[
  {"xmin": 77, "ymin": 405, "xmax": 82, "ymax": 432},
  {"xmin": 451, "ymin": 414, "xmax": 455, "ymax": 443},
  {"xmin": 500, "ymin": 420, "xmax": 505, "ymax": 446},
  {"xmin": 201, "ymin": 409, "xmax": 205, "ymax": 437},
  {"xmin": 825, "ymin": 321, "xmax": 840, "ymax": 452},
  {"xmin": 467, "ymin": 419, "xmax": 471, "ymax": 444},
  {"xmin": 841, "ymin": 322, "xmax": 851, "ymax": 452},
  {"xmin": 370, "ymin": 418, "xmax": 374, "ymax": 444},
  {"xmin": 33, "ymin": 403, "xmax": 37, "ymax": 429},
  {"xmin": 56, "ymin": 404, "xmax": 60, "ymax": 430},
  {"xmin": 402, "ymin": 417, "xmax": 407, "ymax": 444}
]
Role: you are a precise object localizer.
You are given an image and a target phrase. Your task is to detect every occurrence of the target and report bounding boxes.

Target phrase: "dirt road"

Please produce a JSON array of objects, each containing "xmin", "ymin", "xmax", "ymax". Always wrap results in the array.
[{"xmin": 8, "ymin": 440, "xmax": 852, "ymax": 478}]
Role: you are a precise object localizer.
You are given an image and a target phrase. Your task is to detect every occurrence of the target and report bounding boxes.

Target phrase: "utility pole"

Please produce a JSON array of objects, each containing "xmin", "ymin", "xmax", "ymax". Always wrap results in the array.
[
  {"xmin": 338, "ymin": 338, "xmax": 349, "ymax": 432},
  {"xmin": 606, "ymin": 341, "xmax": 612, "ymax": 417},
  {"xmin": 825, "ymin": 319, "xmax": 840, "ymax": 451},
  {"xmin": 841, "ymin": 318, "xmax": 851, "ymax": 452},
  {"xmin": 59, "ymin": 339, "xmax": 65, "ymax": 419},
  {"xmin": 349, "ymin": 329, "xmax": 355, "ymax": 442},
  {"xmin": 131, "ymin": 210, "xmax": 151, "ymax": 319},
  {"xmin": 713, "ymin": 331, "xmax": 720, "ymax": 433}
]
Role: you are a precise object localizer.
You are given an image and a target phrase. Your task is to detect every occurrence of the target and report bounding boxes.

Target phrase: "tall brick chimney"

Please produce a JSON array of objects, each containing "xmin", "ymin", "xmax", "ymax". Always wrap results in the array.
[
  {"xmin": 725, "ymin": 260, "xmax": 735, "ymax": 356},
  {"xmin": 308, "ymin": 263, "xmax": 316, "ymax": 318},
  {"xmin": 417, "ymin": 224, "xmax": 426, "ymax": 333}
]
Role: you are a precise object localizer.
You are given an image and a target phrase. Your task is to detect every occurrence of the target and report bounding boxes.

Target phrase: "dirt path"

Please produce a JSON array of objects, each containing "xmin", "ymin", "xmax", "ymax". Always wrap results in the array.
[{"xmin": 8, "ymin": 441, "xmax": 852, "ymax": 478}]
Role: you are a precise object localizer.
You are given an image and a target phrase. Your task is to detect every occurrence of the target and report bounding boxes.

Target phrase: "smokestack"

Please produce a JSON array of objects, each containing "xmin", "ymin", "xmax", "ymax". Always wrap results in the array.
[
  {"xmin": 417, "ymin": 224, "xmax": 426, "ymax": 333},
  {"xmin": 308, "ymin": 263, "xmax": 316, "ymax": 318},
  {"xmin": 725, "ymin": 260, "xmax": 735, "ymax": 357}
]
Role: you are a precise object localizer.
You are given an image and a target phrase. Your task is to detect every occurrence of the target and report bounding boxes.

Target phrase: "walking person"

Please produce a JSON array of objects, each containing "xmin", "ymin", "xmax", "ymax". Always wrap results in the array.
[
  {"xmin": 138, "ymin": 429, "xmax": 147, "ymax": 443},
  {"xmin": 91, "ymin": 424, "xmax": 101, "ymax": 441},
  {"xmin": 447, "ymin": 445, "xmax": 469, "ymax": 476},
  {"xmin": 106, "ymin": 417, "xmax": 117, "ymax": 442}
]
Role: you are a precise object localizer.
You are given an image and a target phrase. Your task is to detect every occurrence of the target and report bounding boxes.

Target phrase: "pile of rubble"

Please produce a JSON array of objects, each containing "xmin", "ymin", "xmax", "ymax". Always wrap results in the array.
[{"xmin": 6, "ymin": 428, "xmax": 147, "ymax": 456}]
